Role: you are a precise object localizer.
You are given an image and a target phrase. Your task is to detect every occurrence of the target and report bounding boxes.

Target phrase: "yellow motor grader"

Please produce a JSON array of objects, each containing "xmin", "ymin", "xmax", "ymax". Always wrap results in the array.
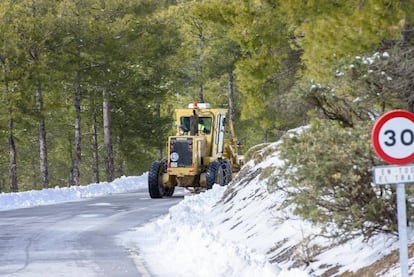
[{"xmin": 148, "ymin": 102, "xmax": 242, "ymax": 198}]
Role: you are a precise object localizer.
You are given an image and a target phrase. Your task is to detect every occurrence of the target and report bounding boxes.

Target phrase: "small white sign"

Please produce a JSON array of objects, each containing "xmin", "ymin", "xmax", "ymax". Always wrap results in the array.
[{"xmin": 373, "ymin": 164, "xmax": 414, "ymax": 185}]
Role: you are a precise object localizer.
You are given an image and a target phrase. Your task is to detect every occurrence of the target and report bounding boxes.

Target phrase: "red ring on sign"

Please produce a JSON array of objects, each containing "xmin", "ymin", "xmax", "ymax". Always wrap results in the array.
[{"xmin": 371, "ymin": 110, "xmax": 414, "ymax": 165}]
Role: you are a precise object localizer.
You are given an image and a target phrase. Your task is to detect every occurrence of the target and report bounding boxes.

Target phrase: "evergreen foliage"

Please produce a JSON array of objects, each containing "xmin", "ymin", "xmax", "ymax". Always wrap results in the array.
[
  {"xmin": 275, "ymin": 35, "xmax": 414, "ymax": 239},
  {"xmin": 278, "ymin": 121, "xmax": 399, "ymax": 240},
  {"xmin": 278, "ymin": 0, "xmax": 405, "ymax": 81},
  {"xmin": 0, "ymin": 0, "xmax": 180, "ymax": 190}
]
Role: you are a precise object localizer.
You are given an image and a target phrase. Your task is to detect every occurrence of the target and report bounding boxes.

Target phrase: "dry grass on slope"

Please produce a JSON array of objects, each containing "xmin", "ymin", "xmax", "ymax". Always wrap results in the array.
[{"xmin": 338, "ymin": 244, "xmax": 414, "ymax": 277}]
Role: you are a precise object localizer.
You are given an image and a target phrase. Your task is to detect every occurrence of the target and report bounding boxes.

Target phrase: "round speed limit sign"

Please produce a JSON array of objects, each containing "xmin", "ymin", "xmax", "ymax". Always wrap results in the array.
[{"xmin": 371, "ymin": 110, "xmax": 414, "ymax": 165}]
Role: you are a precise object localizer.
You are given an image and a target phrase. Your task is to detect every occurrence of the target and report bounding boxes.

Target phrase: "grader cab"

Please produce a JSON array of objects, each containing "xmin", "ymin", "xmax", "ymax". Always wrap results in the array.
[{"xmin": 148, "ymin": 102, "xmax": 242, "ymax": 198}]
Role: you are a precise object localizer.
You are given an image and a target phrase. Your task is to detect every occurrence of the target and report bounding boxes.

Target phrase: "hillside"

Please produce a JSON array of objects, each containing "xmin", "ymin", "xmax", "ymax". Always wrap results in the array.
[
  {"xmin": 221, "ymin": 141, "xmax": 414, "ymax": 276},
  {"xmin": 123, "ymin": 136, "xmax": 414, "ymax": 276}
]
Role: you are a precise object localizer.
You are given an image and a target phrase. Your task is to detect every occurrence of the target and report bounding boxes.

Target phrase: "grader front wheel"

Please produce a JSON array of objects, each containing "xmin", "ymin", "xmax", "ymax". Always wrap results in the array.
[
  {"xmin": 148, "ymin": 161, "xmax": 165, "ymax": 198},
  {"xmin": 148, "ymin": 160, "xmax": 175, "ymax": 198}
]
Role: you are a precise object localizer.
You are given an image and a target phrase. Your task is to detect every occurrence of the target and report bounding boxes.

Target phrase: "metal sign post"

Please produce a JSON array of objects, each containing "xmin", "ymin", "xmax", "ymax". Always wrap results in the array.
[
  {"xmin": 373, "ymin": 165, "xmax": 410, "ymax": 277},
  {"xmin": 396, "ymin": 183, "xmax": 409, "ymax": 277},
  {"xmin": 371, "ymin": 110, "xmax": 414, "ymax": 277}
]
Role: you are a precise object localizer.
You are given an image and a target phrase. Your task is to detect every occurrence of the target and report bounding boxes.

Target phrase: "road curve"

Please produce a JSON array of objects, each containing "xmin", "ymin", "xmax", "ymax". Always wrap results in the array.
[{"xmin": 0, "ymin": 188, "xmax": 184, "ymax": 276}]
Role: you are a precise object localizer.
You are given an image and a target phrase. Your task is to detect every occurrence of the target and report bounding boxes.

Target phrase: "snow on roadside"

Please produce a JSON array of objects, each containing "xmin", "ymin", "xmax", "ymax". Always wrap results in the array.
[
  {"xmin": 0, "ymin": 174, "xmax": 147, "ymax": 211},
  {"xmin": 120, "ymin": 185, "xmax": 288, "ymax": 277},
  {"xmin": 121, "ymin": 139, "xmax": 414, "ymax": 277},
  {"xmin": 120, "ymin": 141, "xmax": 309, "ymax": 277}
]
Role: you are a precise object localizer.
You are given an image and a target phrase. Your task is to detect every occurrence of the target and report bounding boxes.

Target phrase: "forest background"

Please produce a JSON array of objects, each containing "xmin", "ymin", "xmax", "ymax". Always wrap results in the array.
[{"xmin": 0, "ymin": 0, "xmax": 413, "ymax": 199}]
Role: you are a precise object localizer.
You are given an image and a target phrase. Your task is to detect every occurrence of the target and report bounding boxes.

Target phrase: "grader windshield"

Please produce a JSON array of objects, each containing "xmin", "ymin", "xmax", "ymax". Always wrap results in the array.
[{"xmin": 179, "ymin": 116, "xmax": 212, "ymax": 135}]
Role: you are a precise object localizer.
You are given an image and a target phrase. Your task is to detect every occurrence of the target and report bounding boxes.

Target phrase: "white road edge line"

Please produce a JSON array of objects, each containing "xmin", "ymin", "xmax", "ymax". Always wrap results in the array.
[{"xmin": 128, "ymin": 245, "xmax": 152, "ymax": 277}]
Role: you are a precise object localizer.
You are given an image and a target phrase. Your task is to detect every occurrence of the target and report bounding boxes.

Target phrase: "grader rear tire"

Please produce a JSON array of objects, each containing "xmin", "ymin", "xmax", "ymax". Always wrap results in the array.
[
  {"xmin": 219, "ymin": 160, "xmax": 232, "ymax": 184},
  {"xmin": 206, "ymin": 162, "xmax": 225, "ymax": 190}
]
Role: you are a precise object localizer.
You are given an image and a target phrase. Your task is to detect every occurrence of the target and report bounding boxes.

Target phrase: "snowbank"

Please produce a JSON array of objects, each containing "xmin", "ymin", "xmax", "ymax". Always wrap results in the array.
[{"xmin": 0, "ymin": 174, "xmax": 147, "ymax": 211}]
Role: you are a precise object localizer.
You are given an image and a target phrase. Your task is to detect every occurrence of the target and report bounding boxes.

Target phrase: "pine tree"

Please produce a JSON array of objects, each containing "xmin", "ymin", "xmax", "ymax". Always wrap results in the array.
[{"xmin": 278, "ymin": 0, "xmax": 405, "ymax": 81}]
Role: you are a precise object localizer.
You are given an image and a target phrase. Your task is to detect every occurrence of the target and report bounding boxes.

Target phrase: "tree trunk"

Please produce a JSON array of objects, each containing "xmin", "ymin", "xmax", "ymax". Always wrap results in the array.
[
  {"xmin": 103, "ymin": 90, "xmax": 114, "ymax": 182},
  {"xmin": 198, "ymin": 83, "xmax": 204, "ymax": 103},
  {"xmin": 115, "ymin": 135, "xmax": 123, "ymax": 177},
  {"xmin": 30, "ymin": 3, "xmax": 49, "ymax": 189},
  {"xmin": 67, "ymin": 135, "xmax": 75, "ymax": 187},
  {"xmin": 73, "ymin": 71, "xmax": 81, "ymax": 186},
  {"xmin": 8, "ymin": 116, "xmax": 18, "ymax": 192},
  {"xmin": 36, "ymin": 86, "xmax": 49, "ymax": 189},
  {"xmin": 156, "ymin": 98, "xmax": 163, "ymax": 160},
  {"xmin": 1, "ymin": 55, "xmax": 18, "ymax": 192},
  {"xmin": 92, "ymin": 110, "xmax": 100, "ymax": 183},
  {"xmin": 228, "ymin": 72, "xmax": 236, "ymax": 124},
  {"xmin": 196, "ymin": 24, "xmax": 204, "ymax": 103}
]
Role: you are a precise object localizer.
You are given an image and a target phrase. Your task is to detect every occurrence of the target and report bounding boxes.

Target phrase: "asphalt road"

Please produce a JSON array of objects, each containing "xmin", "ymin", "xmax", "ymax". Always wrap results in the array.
[{"xmin": 0, "ymin": 188, "xmax": 184, "ymax": 276}]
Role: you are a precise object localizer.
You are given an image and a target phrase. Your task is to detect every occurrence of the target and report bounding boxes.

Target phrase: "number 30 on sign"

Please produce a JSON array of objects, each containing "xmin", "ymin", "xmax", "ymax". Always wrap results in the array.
[{"xmin": 371, "ymin": 110, "xmax": 414, "ymax": 165}]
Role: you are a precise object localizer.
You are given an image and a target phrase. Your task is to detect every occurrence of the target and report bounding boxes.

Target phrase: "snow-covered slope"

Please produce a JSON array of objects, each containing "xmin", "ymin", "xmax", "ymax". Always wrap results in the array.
[{"xmin": 122, "ymin": 140, "xmax": 414, "ymax": 276}]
